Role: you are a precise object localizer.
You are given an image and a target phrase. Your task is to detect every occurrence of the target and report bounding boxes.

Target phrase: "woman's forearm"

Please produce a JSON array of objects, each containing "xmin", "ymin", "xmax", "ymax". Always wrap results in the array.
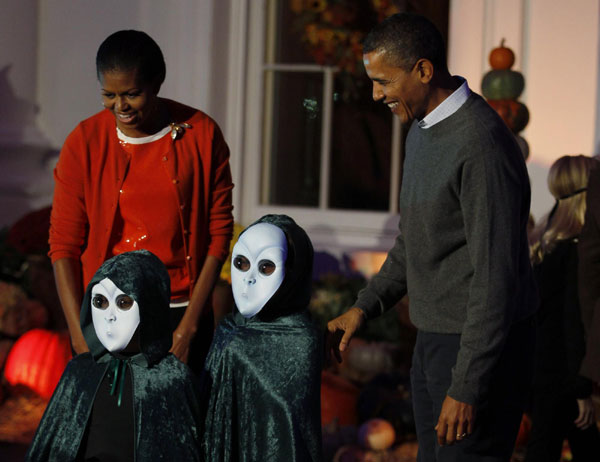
[
  {"xmin": 170, "ymin": 255, "xmax": 222, "ymax": 362},
  {"xmin": 180, "ymin": 255, "xmax": 222, "ymax": 331},
  {"xmin": 53, "ymin": 257, "xmax": 89, "ymax": 354}
]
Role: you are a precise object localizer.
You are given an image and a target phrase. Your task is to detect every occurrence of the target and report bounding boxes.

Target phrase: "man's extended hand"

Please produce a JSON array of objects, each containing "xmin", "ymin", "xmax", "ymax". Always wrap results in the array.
[
  {"xmin": 435, "ymin": 395, "xmax": 475, "ymax": 446},
  {"xmin": 325, "ymin": 307, "xmax": 366, "ymax": 364}
]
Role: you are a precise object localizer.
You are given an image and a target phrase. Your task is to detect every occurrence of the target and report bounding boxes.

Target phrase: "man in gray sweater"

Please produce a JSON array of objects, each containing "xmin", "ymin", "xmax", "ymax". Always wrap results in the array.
[{"xmin": 327, "ymin": 13, "xmax": 538, "ymax": 462}]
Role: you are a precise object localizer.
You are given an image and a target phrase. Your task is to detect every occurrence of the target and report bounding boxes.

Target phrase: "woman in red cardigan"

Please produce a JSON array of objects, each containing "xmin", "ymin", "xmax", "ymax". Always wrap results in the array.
[{"xmin": 49, "ymin": 30, "xmax": 234, "ymax": 372}]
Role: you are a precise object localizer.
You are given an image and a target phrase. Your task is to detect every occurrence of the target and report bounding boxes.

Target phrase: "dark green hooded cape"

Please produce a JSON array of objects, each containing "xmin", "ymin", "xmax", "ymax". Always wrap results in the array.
[
  {"xmin": 200, "ymin": 214, "xmax": 323, "ymax": 461},
  {"xmin": 27, "ymin": 250, "xmax": 201, "ymax": 461}
]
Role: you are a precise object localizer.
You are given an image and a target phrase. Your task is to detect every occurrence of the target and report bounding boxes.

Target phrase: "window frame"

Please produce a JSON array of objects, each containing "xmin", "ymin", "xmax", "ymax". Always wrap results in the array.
[{"xmin": 237, "ymin": 0, "xmax": 403, "ymax": 252}]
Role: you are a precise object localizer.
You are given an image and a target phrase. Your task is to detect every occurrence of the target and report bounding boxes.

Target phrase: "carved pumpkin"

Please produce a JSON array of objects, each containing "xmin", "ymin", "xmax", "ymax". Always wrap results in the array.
[
  {"xmin": 514, "ymin": 413, "xmax": 531, "ymax": 448},
  {"xmin": 3, "ymin": 329, "xmax": 72, "ymax": 399},
  {"xmin": 321, "ymin": 370, "xmax": 360, "ymax": 426},
  {"xmin": 489, "ymin": 39, "xmax": 515, "ymax": 70},
  {"xmin": 481, "ymin": 69, "xmax": 525, "ymax": 100},
  {"xmin": 487, "ymin": 99, "xmax": 529, "ymax": 133}
]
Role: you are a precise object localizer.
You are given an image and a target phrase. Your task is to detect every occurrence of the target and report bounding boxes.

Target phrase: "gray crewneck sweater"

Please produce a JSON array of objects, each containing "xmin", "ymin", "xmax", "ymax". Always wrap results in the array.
[{"xmin": 356, "ymin": 92, "xmax": 538, "ymax": 404}]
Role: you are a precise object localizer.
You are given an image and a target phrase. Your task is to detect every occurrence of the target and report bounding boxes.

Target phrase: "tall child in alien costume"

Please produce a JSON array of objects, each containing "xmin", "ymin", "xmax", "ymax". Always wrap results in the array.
[
  {"xmin": 200, "ymin": 214, "xmax": 322, "ymax": 461},
  {"xmin": 27, "ymin": 250, "xmax": 201, "ymax": 461}
]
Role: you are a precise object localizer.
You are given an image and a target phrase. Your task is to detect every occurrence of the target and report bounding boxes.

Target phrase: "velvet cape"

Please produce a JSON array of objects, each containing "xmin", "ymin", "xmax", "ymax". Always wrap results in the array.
[
  {"xmin": 26, "ymin": 250, "xmax": 201, "ymax": 461},
  {"xmin": 200, "ymin": 215, "xmax": 323, "ymax": 461}
]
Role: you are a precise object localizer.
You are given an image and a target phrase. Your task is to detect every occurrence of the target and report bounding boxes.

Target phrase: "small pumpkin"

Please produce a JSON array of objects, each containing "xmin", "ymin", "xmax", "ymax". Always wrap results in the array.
[
  {"xmin": 358, "ymin": 418, "xmax": 396, "ymax": 450},
  {"xmin": 333, "ymin": 445, "xmax": 377, "ymax": 462},
  {"xmin": 487, "ymin": 99, "xmax": 529, "ymax": 133},
  {"xmin": 392, "ymin": 440, "xmax": 419, "ymax": 460},
  {"xmin": 481, "ymin": 69, "xmax": 525, "ymax": 100},
  {"xmin": 489, "ymin": 38, "xmax": 515, "ymax": 70},
  {"xmin": 3, "ymin": 329, "xmax": 72, "ymax": 399}
]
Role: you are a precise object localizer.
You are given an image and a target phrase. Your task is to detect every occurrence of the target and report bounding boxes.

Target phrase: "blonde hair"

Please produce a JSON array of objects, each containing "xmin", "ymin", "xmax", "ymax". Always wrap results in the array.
[{"xmin": 531, "ymin": 155, "xmax": 597, "ymax": 263}]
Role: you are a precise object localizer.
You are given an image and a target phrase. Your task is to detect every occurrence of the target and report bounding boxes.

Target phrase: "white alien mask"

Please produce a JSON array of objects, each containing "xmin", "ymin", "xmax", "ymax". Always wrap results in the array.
[
  {"xmin": 91, "ymin": 277, "xmax": 141, "ymax": 352},
  {"xmin": 231, "ymin": 222, "xmax": 287, "ymax": 318}
]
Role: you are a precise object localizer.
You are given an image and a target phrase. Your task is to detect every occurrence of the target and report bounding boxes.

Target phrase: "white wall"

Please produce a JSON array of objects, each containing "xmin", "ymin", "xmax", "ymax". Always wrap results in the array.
[
  {"xmin": 0, "ymin": 0, "xmax": 231, "ymax": 228},
  {"xmin": 36, "ymin": 0, "xmax": 227, "ymax": 149},
  {"xmin": 0, "ymin": 0, "xmax": 46, "ymax": 145},
  {"xmin": 3, "ymin": 0, "xmax": 600, "ymax": 234},
  {"xmin": 448, "ymin": 0, "xmax": 600, "ymax": 222}
]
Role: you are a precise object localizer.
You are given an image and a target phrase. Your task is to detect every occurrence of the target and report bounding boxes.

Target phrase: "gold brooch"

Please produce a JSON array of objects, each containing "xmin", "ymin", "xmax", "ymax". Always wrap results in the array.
[{"xmin": 169, "ymin": 122, "xmax": 192, "ymax": 140}]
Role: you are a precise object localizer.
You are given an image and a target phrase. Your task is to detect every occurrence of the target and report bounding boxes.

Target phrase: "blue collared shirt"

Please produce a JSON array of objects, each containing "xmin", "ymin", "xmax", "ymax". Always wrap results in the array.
[{"xmin": 418, "ymin": 77, "xmax": 471, "ymax": 129}]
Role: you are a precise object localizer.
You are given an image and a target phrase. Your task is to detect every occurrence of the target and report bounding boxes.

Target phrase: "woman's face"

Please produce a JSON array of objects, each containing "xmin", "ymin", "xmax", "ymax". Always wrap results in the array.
[{"xmin": 100, "ymin": 69, "xmax": 160, "ymax": 138}]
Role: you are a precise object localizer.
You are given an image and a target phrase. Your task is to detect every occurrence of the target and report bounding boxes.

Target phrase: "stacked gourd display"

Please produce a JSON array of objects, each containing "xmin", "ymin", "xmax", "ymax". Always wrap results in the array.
[{"xmin": 482, "ymin": 39, "xmax": 529, "ymax": 159}]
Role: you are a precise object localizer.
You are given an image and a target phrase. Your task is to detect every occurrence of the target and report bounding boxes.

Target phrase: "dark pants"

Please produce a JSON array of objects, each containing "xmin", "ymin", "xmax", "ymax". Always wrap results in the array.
[
  {"xmin": 410, "ymin": 316, "xmax": 534, "ymax": 462},
  {"xmin": 525, "ymin": 390, "xmax": 600, "ymax": 462}
]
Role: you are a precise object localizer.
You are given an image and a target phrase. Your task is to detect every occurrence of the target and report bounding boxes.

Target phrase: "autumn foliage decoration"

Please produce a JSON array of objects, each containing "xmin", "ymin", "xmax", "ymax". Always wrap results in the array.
[
  {"xmin": 289, "ymin": 0, "xmax": 401, "ymax": 75},
  {"xmin": 4, "ymin": 329, "xmax": 72, "ymax": 399}
]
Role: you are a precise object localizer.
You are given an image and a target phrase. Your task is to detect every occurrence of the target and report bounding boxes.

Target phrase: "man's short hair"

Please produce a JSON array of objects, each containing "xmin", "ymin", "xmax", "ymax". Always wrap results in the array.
[{"xmin": 363, "ymin": 13, "xmax": 447, "ymax": 73}]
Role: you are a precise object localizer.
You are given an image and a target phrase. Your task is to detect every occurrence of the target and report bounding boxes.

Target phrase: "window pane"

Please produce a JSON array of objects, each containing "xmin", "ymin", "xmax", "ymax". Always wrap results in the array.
[
  {"xmin": 264, "ymin": 71, "xmax": 322, "ymax": 207},
  {"xmin": 328, "ymin": 76, "xmax": 393, "ymax": 211}
]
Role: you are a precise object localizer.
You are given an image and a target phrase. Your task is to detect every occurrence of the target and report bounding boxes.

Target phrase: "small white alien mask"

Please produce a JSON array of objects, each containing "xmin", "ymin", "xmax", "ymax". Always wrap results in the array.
[
  {"xmin": 231, "ymin": 222, "xmax": 287, "ymax": 318},
  {"xmin": 91, "ymin": 277, "xmax": 141, "ymax": 352}
]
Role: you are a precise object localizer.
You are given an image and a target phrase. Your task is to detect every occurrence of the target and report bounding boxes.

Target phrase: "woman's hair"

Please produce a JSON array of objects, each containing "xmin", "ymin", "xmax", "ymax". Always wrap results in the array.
[
  {"xmin": 363, "ymin": 12, "xmax": 447, "ymax": 73},
  {"xmin": 531, "ymin": 154, "xmax": 597, "ymax": 263},
  {"xmin": 96, "ymin": 30, "xmax": 166, "ymax": 85}
]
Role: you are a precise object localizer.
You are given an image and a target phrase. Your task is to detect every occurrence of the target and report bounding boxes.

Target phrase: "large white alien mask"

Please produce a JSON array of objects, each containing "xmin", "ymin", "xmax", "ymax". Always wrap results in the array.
[
  {"xmin": 231, "ymin": 222, "xmax": 288, "ymax": 318},
  {"xmin": 91, "ymin": 277, "xmax": 141, "ymax": 352}
]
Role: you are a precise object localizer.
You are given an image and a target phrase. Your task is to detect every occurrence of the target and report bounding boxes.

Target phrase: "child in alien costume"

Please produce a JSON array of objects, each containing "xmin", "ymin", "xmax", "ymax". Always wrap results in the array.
[
  {"xmin": 200, "ymin": 214, "xmax": 322, "ymax": 461},
  {"xmin": 27, "ymin": 250, "xmax": 201, "ymax": 461}
]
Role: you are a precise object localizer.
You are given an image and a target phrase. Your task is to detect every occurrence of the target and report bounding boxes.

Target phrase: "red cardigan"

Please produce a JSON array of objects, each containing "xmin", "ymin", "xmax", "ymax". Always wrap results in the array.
[{"xmin": 49, "ymin": 99, "xmax": 234, "ymax": 292}]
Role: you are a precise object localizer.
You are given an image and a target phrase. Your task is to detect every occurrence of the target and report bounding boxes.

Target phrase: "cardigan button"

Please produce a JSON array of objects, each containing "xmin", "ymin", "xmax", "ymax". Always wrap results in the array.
[
  {"xmin": 180, "ymin": 204, "xmax": 185, "ymax": 210},
  {"xmin": 186, "ymin": 255, "xmax": 192, "ymax": 261},
  {"xmin": 162, "ymin": 156, "xmax": 168, "ymax": 161},
  {"xmin": 172, "ymin": 179, "xmax": 179, "ymax": 184}
]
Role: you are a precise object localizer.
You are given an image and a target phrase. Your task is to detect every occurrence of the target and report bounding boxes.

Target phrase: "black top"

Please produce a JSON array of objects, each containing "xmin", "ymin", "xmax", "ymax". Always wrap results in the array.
[{"xmin": 533, "ymin": 239, "xmax": 592, "ymax": 398}]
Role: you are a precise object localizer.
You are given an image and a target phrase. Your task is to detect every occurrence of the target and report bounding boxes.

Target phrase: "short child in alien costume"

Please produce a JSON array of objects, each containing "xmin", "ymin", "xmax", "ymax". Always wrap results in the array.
[
  {"xmin": 27, "ymin": 250, "xmax": 201, "ymax": 461},
  {"xmin": 200, "ymin": 214, "xmax": 322, "ymax": 461}
]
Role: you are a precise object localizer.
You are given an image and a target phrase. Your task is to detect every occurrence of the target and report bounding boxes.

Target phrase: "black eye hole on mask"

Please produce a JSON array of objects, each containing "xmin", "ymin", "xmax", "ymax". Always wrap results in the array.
[
  {"xmin": 116, "ymin": 295, "xmax": 135, "ymax": 310},
  {"xmin": 258, "ymin": 260, "xmax": 276, "ymax": 276},
  {"xmin": 233, "ymin": 255, "xmax": 251, "ymax": 272},
  {"xmin": 92, "ymin": 294, "xmax": 109, "ymax": 309}
]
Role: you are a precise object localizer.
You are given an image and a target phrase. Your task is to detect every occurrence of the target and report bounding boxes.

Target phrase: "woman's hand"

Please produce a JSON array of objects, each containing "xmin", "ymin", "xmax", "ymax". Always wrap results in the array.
[
  {"xmin": 574, "ymin": 397, "xmax": 596, "ymax": 429},
  {"xmin": 170, "ymin": 326, "xmax": 197, "ymax": 363},
  {"xmin": 169, "ymin": 255, "xmax": 221, "ymax": 363}
]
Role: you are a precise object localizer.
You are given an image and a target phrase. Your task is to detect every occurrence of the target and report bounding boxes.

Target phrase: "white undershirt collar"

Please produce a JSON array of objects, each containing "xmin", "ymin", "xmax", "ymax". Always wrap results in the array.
[
  {"xmin": 418, "ymin": 77, "xmax": 471, "ymax": 129},
  {"xmin": 117, "ymin": 125, "xmax": 171, "ymax": 144}
]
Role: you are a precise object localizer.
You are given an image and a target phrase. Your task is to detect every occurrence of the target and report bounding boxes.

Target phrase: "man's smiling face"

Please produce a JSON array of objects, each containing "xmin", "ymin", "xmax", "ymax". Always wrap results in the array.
[{"xmin": 363, "ymin": 50, "xmax": 427, "ymax": 124}]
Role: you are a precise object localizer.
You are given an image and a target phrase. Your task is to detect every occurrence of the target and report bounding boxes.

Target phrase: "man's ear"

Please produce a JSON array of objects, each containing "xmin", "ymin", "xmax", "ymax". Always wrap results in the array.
[{"xmin": 415, "ymin": 58, "xmax": 434, "ymax": 84}]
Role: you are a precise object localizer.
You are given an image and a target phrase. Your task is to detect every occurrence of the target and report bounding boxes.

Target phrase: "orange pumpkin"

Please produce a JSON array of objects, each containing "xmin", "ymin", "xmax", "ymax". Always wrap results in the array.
[
  {"xmin": 321, "ymin": 370, "xmax": 360, "ymax": 426},
  {"xmin": 3, "ymin": 329, "xmax": 72, "ymax": 399},
  {"xmin": 489, "ymin": 39, "xmax": 515, "ymax": 70},
  {"xmin": 487, "ymin": 99, "xmax": 529, "ymax": 133}
]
